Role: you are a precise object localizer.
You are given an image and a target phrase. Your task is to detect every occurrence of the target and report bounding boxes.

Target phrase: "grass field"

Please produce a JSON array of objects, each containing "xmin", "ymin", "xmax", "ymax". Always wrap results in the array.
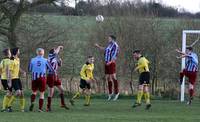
[{"xmin": 0, "ymin": 98, "xmax": 200, "ymax": 122}]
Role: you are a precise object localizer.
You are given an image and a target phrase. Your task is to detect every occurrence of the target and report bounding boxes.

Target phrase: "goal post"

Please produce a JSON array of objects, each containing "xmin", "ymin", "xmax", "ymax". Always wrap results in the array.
[{"xmin": 181, "ymin": 30, "xmax": 200, "ymax": 102}]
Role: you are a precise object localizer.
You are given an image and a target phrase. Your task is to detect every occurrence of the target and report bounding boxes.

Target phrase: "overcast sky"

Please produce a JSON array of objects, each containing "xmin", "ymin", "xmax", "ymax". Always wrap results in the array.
[{"xmin": 68, "ymin": 0, "xmax": 200, "ymax": 13}]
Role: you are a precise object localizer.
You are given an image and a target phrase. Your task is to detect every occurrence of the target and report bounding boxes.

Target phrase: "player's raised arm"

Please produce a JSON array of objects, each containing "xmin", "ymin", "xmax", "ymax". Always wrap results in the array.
[
  {"xmin": 54, "ymin": 46, "xmax": 63, "ymax": 54},
  {"xmin": 94, "ymin": 43, "xmax": 105, "ymax": 51}
]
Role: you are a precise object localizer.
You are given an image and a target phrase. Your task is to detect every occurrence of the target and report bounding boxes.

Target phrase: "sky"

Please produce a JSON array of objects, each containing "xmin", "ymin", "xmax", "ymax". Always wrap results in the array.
[{"xmin": 68, "ymin": 0, "xmax": 200, "ymax": 13}]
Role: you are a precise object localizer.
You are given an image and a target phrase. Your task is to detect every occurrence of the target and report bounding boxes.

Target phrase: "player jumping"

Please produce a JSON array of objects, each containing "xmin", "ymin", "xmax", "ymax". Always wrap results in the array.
[
  {"xmin": 95, "ymin": 35, "xmax": 120, "ymax": 101},
  {"xmin": 70, "ymin": 56, "xmax": 95, "ymax": 106},
  {"xmin": 132, "ymin": 50, "xmax": 151, "ymax": 110},
  {"xmin": 46, "ymin": 46, "xmax": 69, "ymax": 112},
  {"xmin": 176, "ymin": 46, "xmax": 198, "ymax": 105},
  {"xmin": 29, "ymin": 48, "xmax": 54, "ymax": 112}
]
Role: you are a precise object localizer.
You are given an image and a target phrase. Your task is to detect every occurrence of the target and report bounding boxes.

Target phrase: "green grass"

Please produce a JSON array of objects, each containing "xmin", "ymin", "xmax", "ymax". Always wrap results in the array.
[{"xmin": 0, "ymin": 98, "xmax": 200, "ymax": 122}]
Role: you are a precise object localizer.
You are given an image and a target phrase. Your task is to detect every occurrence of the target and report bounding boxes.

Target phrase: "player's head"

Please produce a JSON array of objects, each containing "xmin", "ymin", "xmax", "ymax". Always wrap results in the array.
[
  {"xmin": 36, "ymin": 48, "xmax": 44, "ymax": 56},
  {"xmin": 49, "ymin": 48, "xmax": 55, "ymax": 54},
  {"xmin": 186, "ymin": 46, "xmax": 193, "ymax": 54},
  {"xmin": 3, "ymin": 48, "xmax": 11, "ymax": 58},
  {"xmin": 108, "ymin": 35, "xmax": 116, "ymax": 42},
  {"xmin": 87, "ymin": 56, "xmax": 95, "ymax": 64},
  {"xmin": 133, "ymin": 50, "xmax": 142, "ymax": 60},
  {"xmin": 11, "ymin": 47, "xmax": 20, "ymax": 57}
]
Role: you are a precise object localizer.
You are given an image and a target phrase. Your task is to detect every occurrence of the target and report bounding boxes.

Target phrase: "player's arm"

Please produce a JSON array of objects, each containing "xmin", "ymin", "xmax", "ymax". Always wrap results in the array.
[
  {"xmin": 46, "ymin": 61, "xmax": 55, "ymax": 74},
  {"xmin": 6, "ymin": 64, "xmax": 12, "ymax": 87},
  {"xmin": 175, "ymin": 49, "xmax": 190, "ymax": 57},
  {"xmin": 28, "ymin": 59, "xmax": 33, "ymax": 72},
  {"xmin": 20, "ymin": 68, "xmax": 26, "ymax": 77},
  {"xmin": 54, "ymin": 46, "xmax": 63, "ymax": 54},
  {"xmin": 134, "ymin": 59, "xmax": 146, "ymax": 71},
  {"xmin": 105, "ymin": 49, "xmax": 112, "ymax": 65},
  {"xmin": 95, "ymin": 43, "xmax": 105, "ymax": 51},
  {"xmin": 110, "ymin": 44, "xmax": 119, "ymax": 62}
]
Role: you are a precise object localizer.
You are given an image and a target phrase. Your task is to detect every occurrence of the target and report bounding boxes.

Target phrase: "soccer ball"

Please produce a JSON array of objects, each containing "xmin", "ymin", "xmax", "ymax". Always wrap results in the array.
[{"xmin": 96, "ymin": 15, "xmax": 104, "ymax": 22}]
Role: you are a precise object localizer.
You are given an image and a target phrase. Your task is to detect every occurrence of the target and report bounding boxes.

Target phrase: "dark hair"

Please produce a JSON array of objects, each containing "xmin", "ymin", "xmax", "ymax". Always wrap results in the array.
[
  {"xmin": 109, "ymin": 35, "xmax": 116, "ymax": 40},
  {"xmin": 49, "ymin": 48, "xmax": 55, "ymax": 54},
  {"xmin": 186, "ymin": 46, "xmax": 193, "ymax": 51},
  {"xmin": 88, "ymin": 55, "xmax": 94, "ymax": 59},
  {"xmin": 11, "ymin": 47, "xmax": 19, "ymax": 56},
  {"xmin": 3, "ymin": 48, "xmax": 10, "ymax": 57},
  {"xmin": 133, "ymin": 50, "xmax": 141, "ymax": 54}
]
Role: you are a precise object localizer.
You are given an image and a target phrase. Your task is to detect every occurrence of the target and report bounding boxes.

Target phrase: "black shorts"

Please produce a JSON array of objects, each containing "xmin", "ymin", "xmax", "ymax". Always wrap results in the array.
[
  {"xmin": 139, "ymin": 72, "xmax": 150, "ymax": 85},
  {"xmin": 80, "ymin": 79, "xmax": 91, "ymax": 89},
  {"xmin": 11, "ymin": 79, "xmax": 22, "ymax": 91},
  {"xmin": 1, "ymin": 79, "xmax": 12, "ymax": 91}
]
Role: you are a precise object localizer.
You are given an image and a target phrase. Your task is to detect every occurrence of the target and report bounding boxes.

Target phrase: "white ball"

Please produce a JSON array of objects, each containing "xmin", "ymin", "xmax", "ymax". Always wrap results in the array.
[{"xmin": 96, "ymin": 15, "xmax": 104, "ymax": 22}]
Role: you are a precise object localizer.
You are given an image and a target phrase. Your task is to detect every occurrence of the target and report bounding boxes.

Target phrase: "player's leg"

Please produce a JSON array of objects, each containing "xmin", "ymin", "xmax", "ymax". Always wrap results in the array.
[
  {"xmin": 84, "ymin": 83, "xmax": 91, "ymax": 106},
  {"xmin": 187, "ymin": 72, "xmax": 197, "ymax": 105},
  {"xmin": 29, "ymin": 80, "xmax": 38, "ymax": 111},
  {"xmin": 179, "ymin": 69, "xmax": 186, "ymax": 85},
  {"xmin": 7, "ymin": 79, "xmax": 18, "ymax": 112},
  {"xmin": 46, "ymin": 74, "xmax": 54, "ymax": 111},
  {"xmin": 107, "ymin": 75, "xmax": 113, "ymax": 101},
  {"xmin": 2, "ymin": 91, "xmax": 12, "ymax": 112},
  {"xmin": 70, "ymin": 79, "xmax": 85, "ymax": 105},
  {"xmin": 105, "ymin": 64, "xmax": 113, "ymax": 101},
  {"xmin": 38, "ymin": 77, "xmax": 46, "ymax": 112},
  {"xmin": 46, "ymin": 87, "xmax": 54, "ymax": 111},
  {"xmin": 1, "ymin": 80, "xmax": 12, "ymax": 112},
  {"xmin": 133, "ymin": 85, "xmax": 143, "ymax": 107},
  {"xmin": 112, "ymin": 73, "xmax": 120, "ymax": 101},
  {"xmin": 144, "ymin": 85, "xmax": 151, "ymax": 110},
  {"xmin": 17, "ymin": 79, "xmax": 25, "ymax": 112},
  {"xmin": 57, "ymin": 85, "xmax": 69, "ymax": 109}
]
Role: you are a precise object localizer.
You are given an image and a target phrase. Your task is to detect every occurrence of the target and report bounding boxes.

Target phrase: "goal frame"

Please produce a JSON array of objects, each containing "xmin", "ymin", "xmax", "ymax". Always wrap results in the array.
[{"xmin": 181, "ymin": 30, "xmax": 200, "ymax": 102}]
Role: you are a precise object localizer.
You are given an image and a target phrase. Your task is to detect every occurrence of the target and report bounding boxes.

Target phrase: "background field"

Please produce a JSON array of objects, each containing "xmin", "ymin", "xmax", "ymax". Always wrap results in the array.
[{"xmin": 0, "ymin": 98, "xmax": 200, "ymax": 122}]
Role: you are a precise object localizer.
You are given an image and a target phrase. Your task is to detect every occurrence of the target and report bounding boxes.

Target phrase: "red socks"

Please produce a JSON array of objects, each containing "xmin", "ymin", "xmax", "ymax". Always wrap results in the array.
[
  {"xmin": 189, "ymin": 89, "xmax": 194, "ymax": 98},
  {"xmin": 113, "ymin": 79, "xmax": 119, "ymax": 94},
  {"xmin": 60, "ymin": 94, "xmax": 65, "ymax": 106},
  {"xmin": 39, "ymin": 99, "xmax": 44, "ymax": 110},
  {"xmin": 31, "ymin": 94, "xmax": 36, "ymax": 103},
  {"xmin": 47, "ymin": 97, "xmax": 52, "ymax": 109},
  {"xmin": 108, "ymin": 81, "xmax": 112, "ymax": 94}
]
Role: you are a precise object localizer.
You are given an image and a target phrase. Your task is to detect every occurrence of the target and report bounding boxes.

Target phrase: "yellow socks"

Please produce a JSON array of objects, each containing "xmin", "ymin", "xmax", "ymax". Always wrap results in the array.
[
  {"xmin": 144, "ymin": 92, "xmax": 150, "ymax": 104},
  {"xmin": 2, "ymin": 95, "xmax": 10, "ymax": 110},
  {"xmin": 7, "ymin": 95, "xmax": 16, "ymax": 107},
  {"xmin": 86, "ymin": 95, "xmax": 91, "ymax": 105},
  {"xmin": 85, "ymin": 95, "xmax": 91, "ymax": 105},
  {"xmin": 136, "ymin": 91, "xmax": 143, "ymax": 104},
  {"xmin": 72, "ymin": 92, "xmax": 81, "ymax": 99},
  {"xmin": 19, "ymin": 97, "xmax": 25, "ymax": 110}
]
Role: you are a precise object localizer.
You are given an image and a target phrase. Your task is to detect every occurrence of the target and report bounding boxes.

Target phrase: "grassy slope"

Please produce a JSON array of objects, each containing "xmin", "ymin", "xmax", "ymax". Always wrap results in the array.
[{"xmin": 0, "ymin": 99, "xmax": 200, "ymax": 122}]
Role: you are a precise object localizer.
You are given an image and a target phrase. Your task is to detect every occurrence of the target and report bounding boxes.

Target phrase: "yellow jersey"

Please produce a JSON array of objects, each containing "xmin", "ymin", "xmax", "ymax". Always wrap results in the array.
[
  {"xmin": 10, "ymin": 57, "xmax": 20, "ymax": 79},
  {"xmin": 80, "ymin": 63, "xmax": 94, "ymax": 81},
  {"xmin": 136, "ymin": 56, "xmax": 150, "ymax": 74},
  {"xmin": 0, "ymin": 58, "xmax": 11, "ymax": 80}
]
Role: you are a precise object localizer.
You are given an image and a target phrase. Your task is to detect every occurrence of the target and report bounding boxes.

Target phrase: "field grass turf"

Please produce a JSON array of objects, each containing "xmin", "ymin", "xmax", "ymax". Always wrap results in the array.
[{"xmin": 0, "ymin": 98, "xmax": 200, "ymax": 122}]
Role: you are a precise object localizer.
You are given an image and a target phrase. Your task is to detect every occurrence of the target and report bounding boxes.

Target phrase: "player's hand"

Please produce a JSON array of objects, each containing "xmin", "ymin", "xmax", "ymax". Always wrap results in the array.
[
  {"xmin": 94, "ymin": 43, "xmax": 100, "ymax": 48},
  {"xmin": 175, "ymin": 49, "xmax": 181, "ymax": 53},
  {"xmin": 106, "ymin": 61, "xmax": 112, "ymax": 65},
  {"xmin": 8, "ymin": 80, "xmax": 12, "ymax": 88},
  {"xmin": 23, "ymin": 72, "xmax": 26, "ymax": 77},
  {"xmin": 86, "ymin": 80, "xmax": 91, "ymax": 83},
  {"xmin": 134, "ymin": 68, "xmax": 138, "ymax": 72},
  {"xmin": 59, "ymin": 46, "xmax": 64, "ymax": 50}
]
